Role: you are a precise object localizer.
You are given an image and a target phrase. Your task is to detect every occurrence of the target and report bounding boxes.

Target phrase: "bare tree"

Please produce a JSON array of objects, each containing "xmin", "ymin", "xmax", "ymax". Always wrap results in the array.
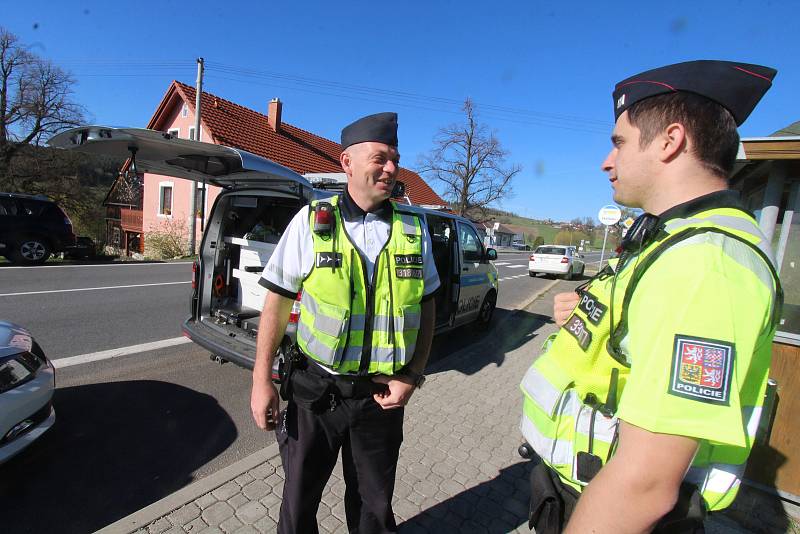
[
  {"xmin": 0, "ymin": 27, "xmax": 85, "ymax": 173},
  {"xmin": 418, "ymin": 99, "xmax": 520, "ymax": 217}
]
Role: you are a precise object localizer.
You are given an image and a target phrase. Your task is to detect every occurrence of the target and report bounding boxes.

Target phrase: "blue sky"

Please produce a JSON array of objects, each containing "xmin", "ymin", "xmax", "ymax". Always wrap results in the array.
[{"xmin": 3, "ymin": 0, "xmax": 796, "ymax": 221}]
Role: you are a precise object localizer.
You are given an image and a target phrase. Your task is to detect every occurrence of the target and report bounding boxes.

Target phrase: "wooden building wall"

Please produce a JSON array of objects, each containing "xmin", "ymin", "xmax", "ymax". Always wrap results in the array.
[{"xmin": 746, "ymin": 341, "xmax": 800, "ymax": 498}]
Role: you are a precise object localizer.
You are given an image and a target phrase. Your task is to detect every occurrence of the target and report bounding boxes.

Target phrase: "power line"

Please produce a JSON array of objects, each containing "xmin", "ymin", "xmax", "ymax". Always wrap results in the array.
[{"xmin": 56, "ymin": 58, "xmax": 612, "ymax": 135}]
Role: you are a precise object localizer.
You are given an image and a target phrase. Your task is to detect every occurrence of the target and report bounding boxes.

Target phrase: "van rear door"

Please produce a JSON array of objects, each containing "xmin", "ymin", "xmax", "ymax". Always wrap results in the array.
[{"xmin": 48, "ymin": 126, "xmax": 312, "ymax": 193}]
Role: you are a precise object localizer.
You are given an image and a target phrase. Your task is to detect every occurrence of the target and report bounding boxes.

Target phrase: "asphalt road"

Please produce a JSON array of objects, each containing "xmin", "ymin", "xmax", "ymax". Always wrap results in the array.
[
  {"xmin": 0, "ymin": 254, "xmax": 571, "ymax": 533},
  {"xmin": 0, "ymin": 261, "xmax": 193, "ymax": 359}
]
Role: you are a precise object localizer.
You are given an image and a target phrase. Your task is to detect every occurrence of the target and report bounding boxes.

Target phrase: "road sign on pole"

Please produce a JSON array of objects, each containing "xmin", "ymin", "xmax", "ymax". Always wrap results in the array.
[
  {"xmin": 598, "ymin": 205, "xmax": 622, "ymax": 226},
  {"xmin": 598, "ymin": 205, "xmax": 621, "ymax": 268}
]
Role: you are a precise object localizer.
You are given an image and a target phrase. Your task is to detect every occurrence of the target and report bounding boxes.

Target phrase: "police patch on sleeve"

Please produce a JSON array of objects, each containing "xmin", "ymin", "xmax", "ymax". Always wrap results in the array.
[
  {"xmin": 668, "ymin": 335, "xmax": 735, "ymax": 406},
  {"xmin": 315, "ymin": 252, "xmax": 342, "ymax": 268}
]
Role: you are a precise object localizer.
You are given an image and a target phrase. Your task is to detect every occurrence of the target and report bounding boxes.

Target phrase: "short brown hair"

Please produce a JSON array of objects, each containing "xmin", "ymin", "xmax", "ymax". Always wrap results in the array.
[{"xmin": 627, "ymin": 92, "xmax": 740, "ymax": 178}]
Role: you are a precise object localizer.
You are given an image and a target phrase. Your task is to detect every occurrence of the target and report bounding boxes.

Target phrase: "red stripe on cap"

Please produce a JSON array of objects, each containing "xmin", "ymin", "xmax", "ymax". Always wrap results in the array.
[
  {"xmin": 733, "ymin": 65, "xmax": 772, "ymax": 82},
  {"xmin": 616, "ymin": 80, "xmax": 677, "ymax": 91}
]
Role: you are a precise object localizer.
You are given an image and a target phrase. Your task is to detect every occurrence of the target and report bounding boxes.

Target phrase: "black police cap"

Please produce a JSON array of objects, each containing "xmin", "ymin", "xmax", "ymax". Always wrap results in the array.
[
  {"xmin": 613, "ymin": 60, "xmax": 777, "ymax": 126},
  {"xmin": 341, "ymin": 112, "xmax": 398, "ymax": 149}
]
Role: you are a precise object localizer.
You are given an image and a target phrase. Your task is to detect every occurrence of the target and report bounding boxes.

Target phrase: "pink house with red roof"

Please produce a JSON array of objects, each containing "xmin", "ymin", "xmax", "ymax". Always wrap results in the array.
[{"xmin": 103, "ymin": 81, "xmax": 446, "ymax": 256}]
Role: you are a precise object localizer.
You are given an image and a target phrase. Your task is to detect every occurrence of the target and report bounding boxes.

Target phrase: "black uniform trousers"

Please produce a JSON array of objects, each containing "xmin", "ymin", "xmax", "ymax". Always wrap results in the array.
[{"xmin": 275, "ymin": 386, "xmax": 405, "ymax": 534}]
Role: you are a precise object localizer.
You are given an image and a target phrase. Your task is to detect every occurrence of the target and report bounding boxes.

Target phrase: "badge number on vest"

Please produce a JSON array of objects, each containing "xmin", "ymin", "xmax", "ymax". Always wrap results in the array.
[
  {"xmin": 396, "ymin": 267, "xmax": 423, "ymax": 279},
  {"xmin": 668, "ymin": 335, "xmax": 734, "ymax": 405},
  {"xmin": 578, "ymin": 291, "xmax": 607, "ymax": 325},
  {"xmin": 565, "ymin": 314, "xmax": 592, "ymax": 351},
  {"xmin": 316, "ymin": 252, "xmax": 342, "ymax": 268}
]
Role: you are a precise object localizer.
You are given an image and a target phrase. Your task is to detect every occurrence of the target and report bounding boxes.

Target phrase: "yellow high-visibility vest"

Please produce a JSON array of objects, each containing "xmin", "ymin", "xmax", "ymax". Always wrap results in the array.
[{"xmin": 298, "ymin": 196, "xmax": 425, "ymax": 374}]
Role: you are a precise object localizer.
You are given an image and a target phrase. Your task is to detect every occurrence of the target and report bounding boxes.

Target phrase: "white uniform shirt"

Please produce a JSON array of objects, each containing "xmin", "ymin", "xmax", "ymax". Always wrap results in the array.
[{"xmin": 260, "ymin": 197, "xmax": 440, "ymax": 299}]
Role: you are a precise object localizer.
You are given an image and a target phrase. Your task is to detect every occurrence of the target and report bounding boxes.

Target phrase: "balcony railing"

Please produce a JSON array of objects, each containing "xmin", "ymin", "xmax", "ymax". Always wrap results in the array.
[{"xmin": 121, "ymin": 208, "xmax": 143, "ymax": 231}]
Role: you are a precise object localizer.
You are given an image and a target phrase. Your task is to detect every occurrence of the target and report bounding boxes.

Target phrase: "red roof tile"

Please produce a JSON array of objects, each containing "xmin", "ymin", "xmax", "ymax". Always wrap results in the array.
[{"xmin": 147, "ymin": 81, "xmax": 445, "ymax": 207}]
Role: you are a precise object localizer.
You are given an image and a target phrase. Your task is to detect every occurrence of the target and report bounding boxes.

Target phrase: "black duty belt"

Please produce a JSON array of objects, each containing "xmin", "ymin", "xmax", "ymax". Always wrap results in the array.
[{"xmin": 302, "ymin": 357, "xmax": 389, "ymax": 399}]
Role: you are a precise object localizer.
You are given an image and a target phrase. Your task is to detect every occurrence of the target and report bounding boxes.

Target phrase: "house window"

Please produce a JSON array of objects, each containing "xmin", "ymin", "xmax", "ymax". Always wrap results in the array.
[
  {"xmin": 194, "ymin": 182, "xmax": 205, "ymax": 217},
  {"xmin": 168, "ymin": 128, "xmax": 179, "ymax": 138},
  {"xmin": 159, "ymin": 182, "xmax": 173, "ymax": 216},
  {"xmin": 181, "ymin": 104, "xmax": 189, "ymax": 118},
  {"xmin": 189, "ymin": 126, "xmax": 201, "ymax": 141},
  {"xmin": 774, "ymin": 181, "xmax": 800, "ymax": 344}
]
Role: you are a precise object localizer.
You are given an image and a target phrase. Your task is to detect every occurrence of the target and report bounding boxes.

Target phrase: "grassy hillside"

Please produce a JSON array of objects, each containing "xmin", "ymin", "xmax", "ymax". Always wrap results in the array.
[{"xmin": 466, "ymin": 206, "xmax": 619, "ymax": 250}]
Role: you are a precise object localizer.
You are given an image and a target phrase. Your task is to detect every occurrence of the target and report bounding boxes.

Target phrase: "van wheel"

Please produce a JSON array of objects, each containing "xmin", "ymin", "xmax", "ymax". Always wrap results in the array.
[
  {"xmin": 529, "ymin": 271, "xmax": 536, "ymax": 277},
  {"xmin": 579, "ymin": 265, "xmax": 585, "ymax": 277},
  {"xmin": 476, "ymin": 291, "xmax": 497, "ymax": 329},
  {"xmin": 11, "ymin": 236, "xmax": 51, "ymax": 265}
]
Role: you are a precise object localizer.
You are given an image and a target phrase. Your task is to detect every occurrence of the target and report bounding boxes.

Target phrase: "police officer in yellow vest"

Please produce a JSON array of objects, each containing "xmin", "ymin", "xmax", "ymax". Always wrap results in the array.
[
  {"xmin": 251, "ymin": 112, "xmax": 440, "ymax": 534},
  {"xmin": 520, "ymin": 61, "xmax": 782, "ymax": 534}
]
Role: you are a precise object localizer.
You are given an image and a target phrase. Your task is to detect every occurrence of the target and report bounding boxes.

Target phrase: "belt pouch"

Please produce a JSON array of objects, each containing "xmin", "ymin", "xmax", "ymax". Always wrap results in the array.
[{"xmin": 288, "ymin": 370, "xmax": 331, "ymax": 412}]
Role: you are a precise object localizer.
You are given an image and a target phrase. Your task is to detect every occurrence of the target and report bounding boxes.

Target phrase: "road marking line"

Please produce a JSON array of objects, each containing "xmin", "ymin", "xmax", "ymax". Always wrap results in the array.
[
  {"xmin": 506, "ymin": 264, "xmax": 526, "ymax": 269},
  {"xmin": 0, "ymin": 281, "xmax": 191, "ymax": 297},
  {"xmin": 499, "ymin": 274, "xmax": 531, "ymax": 281},
  {"xmin": 493, "ymin": 262, "xmax": 510, "ymax": 266},
  {"xmin": 53, "ymin": 337, "xmax": 193, "ymax": 368},
  {"xmin": 0, "ymin": 262, "xmax": 193, "ymax": 270}
]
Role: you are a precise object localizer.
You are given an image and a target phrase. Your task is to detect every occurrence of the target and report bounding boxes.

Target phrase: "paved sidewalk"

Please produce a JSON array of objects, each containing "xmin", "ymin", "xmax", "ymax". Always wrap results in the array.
[{"xmin": 101, "ymin": 282, "xmax": 793, "ymax": 534}]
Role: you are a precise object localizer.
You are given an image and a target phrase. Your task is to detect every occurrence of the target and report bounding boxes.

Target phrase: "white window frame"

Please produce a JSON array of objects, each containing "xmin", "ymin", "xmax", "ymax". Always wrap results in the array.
[
  {"xmin": 194, "ymin": 181, "xmax": 208, "ymax": 219},
  {"xmin": 181, "ymin": 103, "xmax": 189, "ymax": 118},
  {"xmin": 168, "ymin": 128, "xmax": 180, "ymax": 139},
  {"xmin": 188, "ymin": 126, "xmax": 202, "ymax": 141},
  {"xmin": 158, "ymin": 181, "xmax": 174, "ymax": 218}
]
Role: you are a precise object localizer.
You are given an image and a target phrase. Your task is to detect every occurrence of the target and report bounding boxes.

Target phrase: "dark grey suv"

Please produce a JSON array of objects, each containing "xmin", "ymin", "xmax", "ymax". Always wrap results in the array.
[{"xmin": 0, "ymin": 193, "xmax": 77, "ymax": 265}]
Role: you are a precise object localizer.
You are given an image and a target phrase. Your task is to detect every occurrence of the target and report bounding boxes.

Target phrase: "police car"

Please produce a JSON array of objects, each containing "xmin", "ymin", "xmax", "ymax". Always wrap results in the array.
[{"xmin": 49, "ymin": 127, "xmax": 499, "ymax": 376}]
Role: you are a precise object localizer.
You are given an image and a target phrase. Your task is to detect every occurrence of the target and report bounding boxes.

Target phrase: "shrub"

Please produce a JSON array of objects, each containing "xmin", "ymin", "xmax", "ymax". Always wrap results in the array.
[{"xmin": 145, "ymin": 218, "xmax": 188, "ymax": 260}]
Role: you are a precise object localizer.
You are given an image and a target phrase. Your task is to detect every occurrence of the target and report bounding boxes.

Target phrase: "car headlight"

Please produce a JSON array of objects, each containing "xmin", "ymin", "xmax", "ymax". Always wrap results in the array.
[{"xmin": 0, "ymin": 351, "xmax": 43, "ymax": 394}]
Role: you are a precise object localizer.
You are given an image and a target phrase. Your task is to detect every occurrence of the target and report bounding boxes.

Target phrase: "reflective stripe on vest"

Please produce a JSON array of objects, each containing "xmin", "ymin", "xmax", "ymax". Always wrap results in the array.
[
  {"xmin": 519, "ymin": 206, "xmax": 780, "ymax": 504},
  {"xmin": 298, "ymin": 197, "xmax": 425, "ymax": 374}
]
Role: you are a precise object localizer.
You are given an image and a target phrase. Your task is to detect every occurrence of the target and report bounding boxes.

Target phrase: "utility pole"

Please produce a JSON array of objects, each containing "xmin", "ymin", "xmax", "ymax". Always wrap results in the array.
[{"xmin": 188, "ymin": 57, "xmax": 204, "ymax": 255}]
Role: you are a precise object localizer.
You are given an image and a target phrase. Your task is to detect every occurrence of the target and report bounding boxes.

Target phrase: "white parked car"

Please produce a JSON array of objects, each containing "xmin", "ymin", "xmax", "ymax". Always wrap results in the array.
[
  {"xmin": 528, "ymin": 245, "xmax": 585, "ymax": 280},
  {"xmin": 0, "ymin": 321, "xmax": 55, "ymax": 464}
]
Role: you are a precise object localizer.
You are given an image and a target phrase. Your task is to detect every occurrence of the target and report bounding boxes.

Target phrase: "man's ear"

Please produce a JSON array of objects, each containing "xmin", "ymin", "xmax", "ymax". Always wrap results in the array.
[
  {"xmin": 340, "ymin": 150, "xmax": 351, "ymax": 174},
  {"xmin": 661, "ymin": 123, "xmax": 687, "ymax": 162}
]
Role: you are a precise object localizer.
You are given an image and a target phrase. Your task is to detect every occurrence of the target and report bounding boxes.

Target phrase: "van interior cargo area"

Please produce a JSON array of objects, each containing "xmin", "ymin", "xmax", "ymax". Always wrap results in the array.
[{"xmin": 202, "ymin": 193, "xmax": 303, "ymax": 341}]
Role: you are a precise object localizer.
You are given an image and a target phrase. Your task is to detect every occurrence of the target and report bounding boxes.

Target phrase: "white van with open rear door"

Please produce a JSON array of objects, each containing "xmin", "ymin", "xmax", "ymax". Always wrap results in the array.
[{"xmin": 49, "ymin": 126, "xmax": 499, "ymax": 378}]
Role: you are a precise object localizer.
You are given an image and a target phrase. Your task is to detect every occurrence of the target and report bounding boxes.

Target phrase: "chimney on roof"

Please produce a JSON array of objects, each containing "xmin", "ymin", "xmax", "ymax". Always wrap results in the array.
[{"xmin": 268, "ymin": 98, "xmax": 282, "ymax": 132}]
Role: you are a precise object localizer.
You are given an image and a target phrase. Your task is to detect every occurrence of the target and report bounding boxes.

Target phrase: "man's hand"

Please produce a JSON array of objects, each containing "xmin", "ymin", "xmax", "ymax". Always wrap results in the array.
[
  {"xmin": 372, "ymin": 374, "xmax": 416, "ymax": 409},
  {"xmin": 251, "ymin": 378, "xmax": 281, "ymax": 430},
  {"xmin": 554, "ymin": 291, "xmax": 581, "ymax": 326}
]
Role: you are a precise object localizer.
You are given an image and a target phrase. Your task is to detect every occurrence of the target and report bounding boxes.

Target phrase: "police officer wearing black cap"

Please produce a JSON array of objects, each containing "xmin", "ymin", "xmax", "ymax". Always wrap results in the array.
[
  {"xmin": 520, "ymin": 60, "xmax": 782, "ymax": 533},
  {"xmin": 251, "ymin": 112, "xmax": 440, "ymax": 534}
]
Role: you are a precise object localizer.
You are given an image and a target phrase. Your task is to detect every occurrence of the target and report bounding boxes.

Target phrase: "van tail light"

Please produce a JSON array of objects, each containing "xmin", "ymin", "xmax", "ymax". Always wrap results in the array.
[
  {"xmin": 561, "ymin": 257, "xmax": 569, "ymax": 264},
  {"xmin": 192, "ymin": 261, "xmax": 199, "ymax": 289},
  {"xmin": 289, "ymin": 292, "xmax": 302, "ymax": 324}
]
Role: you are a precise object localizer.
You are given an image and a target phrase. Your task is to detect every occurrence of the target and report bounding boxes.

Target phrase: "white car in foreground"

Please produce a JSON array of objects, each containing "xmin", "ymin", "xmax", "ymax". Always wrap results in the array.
[
  {"xmin": 0, "ymin": 321, "xmax": 55, "ymax": 464},
  {"xmin": 528, "ymin": 245, "xmax": 585, "ymax": 280}
]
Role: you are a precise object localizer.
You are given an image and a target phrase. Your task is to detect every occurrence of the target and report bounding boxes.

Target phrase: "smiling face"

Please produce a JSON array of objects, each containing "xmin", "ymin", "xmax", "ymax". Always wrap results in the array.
[
  {"xmin": 600, "ymin": 111, "xmax": 660, "ymax": 209},
  {"xmin": 341, "ymin": 141, "xmax": 400, "ymax": 211}
]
